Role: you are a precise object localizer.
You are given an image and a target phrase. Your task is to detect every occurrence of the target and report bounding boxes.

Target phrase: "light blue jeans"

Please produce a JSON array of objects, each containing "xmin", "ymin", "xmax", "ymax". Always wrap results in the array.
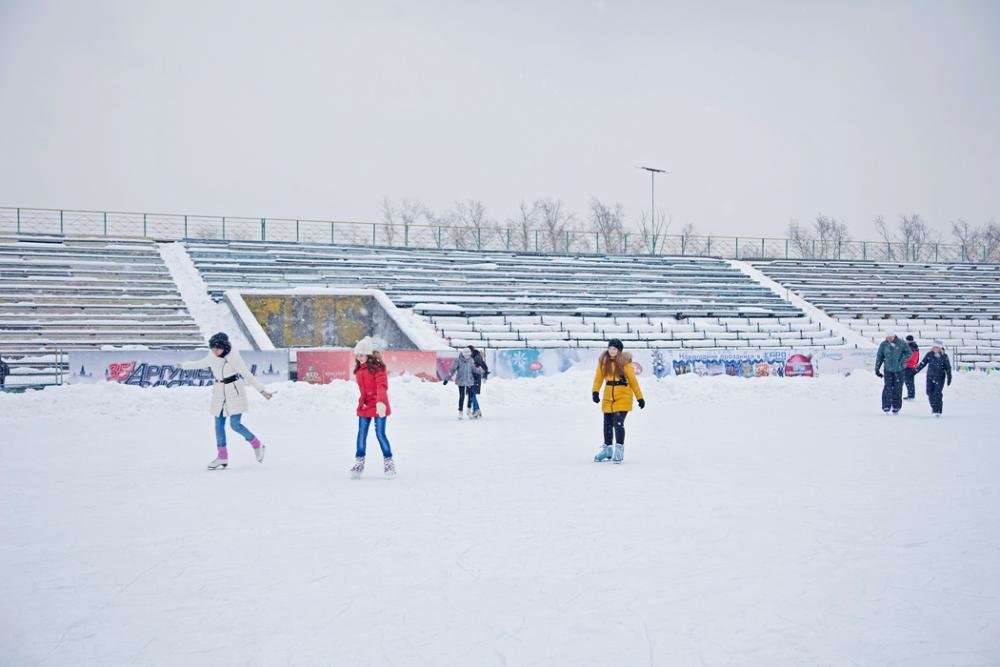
[{"xmin": 215, "ymin": 412, "xmax": 256, "ymax": 447}]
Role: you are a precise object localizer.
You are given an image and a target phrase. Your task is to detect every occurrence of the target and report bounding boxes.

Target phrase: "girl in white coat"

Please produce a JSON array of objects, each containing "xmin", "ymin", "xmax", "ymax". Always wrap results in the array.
[{"xmin": 180, "ymin": 332, "xmax": 273, "ymax": 470}]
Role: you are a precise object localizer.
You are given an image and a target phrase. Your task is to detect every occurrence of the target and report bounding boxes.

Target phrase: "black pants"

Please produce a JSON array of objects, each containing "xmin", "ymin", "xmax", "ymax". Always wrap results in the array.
[
  {"xmin": 904, "ymin": 368, "xmax": 917, "ymax": 399},
  {"xmin": 603, "ymin": 411, "xmax": 627, "ymax": 446},
  {"xmin": 881, "ymin": 370, "xmax": 904, "ymax": 412},
  {"xmin": 927, "ymin": 379, "xmax": 945, "ymax": 414}
]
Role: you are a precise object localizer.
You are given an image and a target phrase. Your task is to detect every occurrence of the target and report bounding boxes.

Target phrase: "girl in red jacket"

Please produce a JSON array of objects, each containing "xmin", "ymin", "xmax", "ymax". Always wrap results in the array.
[{"xmin": 350, "ymin": 337, "xmax": 395, "ymax": 479}]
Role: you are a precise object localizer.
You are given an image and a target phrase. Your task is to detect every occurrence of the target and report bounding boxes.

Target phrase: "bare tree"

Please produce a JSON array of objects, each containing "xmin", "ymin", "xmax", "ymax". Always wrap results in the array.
[
  {"xmin": 679, "ymin": 222, "xmax": 708, "ymax": 255},
  {"xmin": 451, "ymin": 199, "xmax": 492, "ymax": 249},
  {"xmin": 508, "ymin": 200, "xmax": 539, "ymax": 251},
  {"xmin": 787, "ymin": 220, "xmax": 814, "ymax": 258},
  {"xmin": 637, "ymin": 208, "xmax": 671, "ymax": 255},
  {"xmin": 380, "ymin": 197, "xmax": 430, "ymax": 247},
  {"xmin": 398, "ymin": 198, "xmax": 426, "ymax": 246},
  {"xmin": 952, "ymin": 218, "xmax": 1000, "ymax": 262},
  {"xmin": 898, "ymin": 213, "xmax": 933, "ymax": 260},
  {"xmin": 379, "ymin": 197, "xmax": 399, "ymax": 246},
  {"xmin": 872, "ymin": 214, "xmax": 896, "ymax": 259},
  {"xmin": 536, "ymin": 197, "xmax": 574, "ymax": 253},
  {"xmin": 813, "ymin": 215, "xmax": 850, "ymax": 258},
  {"xmin": 589, "ymin": 198, "xmax": 626, "ymax": 254},
  {"xmin": 422, "ymin": 205, "xmax": 456, "ymax": 249}
]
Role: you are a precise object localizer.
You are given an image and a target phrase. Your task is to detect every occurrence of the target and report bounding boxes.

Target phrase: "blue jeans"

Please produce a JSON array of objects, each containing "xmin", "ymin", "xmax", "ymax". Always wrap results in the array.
[
  {"xmin": 458, "ymin": 386, "xmax": 480, "ymax": 411},
  {"xmin": 356, "ymin": 416, "xmax": 392, "ymax": 459},
  {"xmin": 215, "ymin": 412, "xmax": 256, "ymax": 447}
]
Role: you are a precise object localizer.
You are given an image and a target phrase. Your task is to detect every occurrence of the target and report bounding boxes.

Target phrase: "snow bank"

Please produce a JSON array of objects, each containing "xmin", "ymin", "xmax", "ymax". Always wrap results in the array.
[
  {"xmin": 3, "ymin": 373, "xmax": 1000, "ymax": 664},
  {"xmin": 158, "ymin": 242, "xmax": 250, "ymax": 348}
]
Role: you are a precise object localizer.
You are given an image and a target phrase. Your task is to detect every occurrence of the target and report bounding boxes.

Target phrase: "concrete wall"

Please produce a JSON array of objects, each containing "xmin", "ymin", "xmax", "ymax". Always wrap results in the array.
[{"xmin": 241, "ymin": 294, "xmax": 417, "ymax": 349}]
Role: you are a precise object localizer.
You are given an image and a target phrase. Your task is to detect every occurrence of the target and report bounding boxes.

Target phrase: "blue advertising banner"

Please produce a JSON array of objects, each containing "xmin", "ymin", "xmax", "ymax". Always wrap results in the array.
[{"xmin": 67, "ymin": 350, "xmax": 288, "ymax": 387}]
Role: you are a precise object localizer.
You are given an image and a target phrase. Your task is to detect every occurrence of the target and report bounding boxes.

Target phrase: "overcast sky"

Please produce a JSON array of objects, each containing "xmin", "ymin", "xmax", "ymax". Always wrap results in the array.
[{"xmin": 1, "ymin": 1, "xmax": 997, "ymax": 238}]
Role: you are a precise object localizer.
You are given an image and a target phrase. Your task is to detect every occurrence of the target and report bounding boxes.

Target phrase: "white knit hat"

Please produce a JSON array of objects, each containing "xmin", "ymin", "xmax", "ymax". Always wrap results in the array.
[
  {"xmin": 353, "ymin": 336, "xmax": 377, "ymax": 356},
  {"xmin": 933, "ymin": 339, "xmax": 945, "ymax": 347}
]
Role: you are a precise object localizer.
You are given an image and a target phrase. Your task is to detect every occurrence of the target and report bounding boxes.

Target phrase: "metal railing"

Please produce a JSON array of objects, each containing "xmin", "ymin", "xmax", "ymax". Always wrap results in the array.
[
  {"xmin": 1, "ymin": 350, "xmax": 67, "ymax": 389},
  {"xmin": 2, "ymin": 206, "xmax": 997, "ymax": 263}
]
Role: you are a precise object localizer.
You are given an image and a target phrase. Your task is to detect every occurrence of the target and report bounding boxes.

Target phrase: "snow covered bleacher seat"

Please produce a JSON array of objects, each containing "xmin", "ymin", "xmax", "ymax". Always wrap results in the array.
[
  {"xmin": 0, "ymin": 235, "xmax": 204, "ymax": 385},
  {"xmin": 754, "ymin": 259, "xmax": 1000, "ymax": 367}
]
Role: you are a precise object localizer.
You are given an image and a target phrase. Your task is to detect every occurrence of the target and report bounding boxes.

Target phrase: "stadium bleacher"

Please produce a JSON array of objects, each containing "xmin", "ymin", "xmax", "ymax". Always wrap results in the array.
[
  {"xmin": 0, "ymin": 235, "xmax": 204, "ymax": 387},
  {"xmin": 11, "ymin": 232, "xmax": 1000, "ymax": 386},
  {"xmin": 753, "ymin": 259, "xmax": 1000, "ymax": 368},
  {"xmin": 183, "ymin": 239, "xmax": 846, "ymax": 350}
]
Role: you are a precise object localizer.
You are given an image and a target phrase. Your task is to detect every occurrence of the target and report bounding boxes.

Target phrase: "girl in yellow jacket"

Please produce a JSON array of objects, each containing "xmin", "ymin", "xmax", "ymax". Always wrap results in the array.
[{"xmin": 592, "ymin": 339, "xmax": 644, "ymax": 463}]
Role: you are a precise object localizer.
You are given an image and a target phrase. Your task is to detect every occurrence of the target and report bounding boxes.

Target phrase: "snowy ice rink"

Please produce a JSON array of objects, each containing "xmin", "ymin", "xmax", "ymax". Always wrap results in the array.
[{"xmin": 3, "ymin": 372, "xmax": 999, "ymax": 665}]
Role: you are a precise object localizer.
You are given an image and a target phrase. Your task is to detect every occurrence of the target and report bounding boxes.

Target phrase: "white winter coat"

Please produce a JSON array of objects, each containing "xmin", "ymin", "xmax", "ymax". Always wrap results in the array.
[{"xmin": 180, "ymin": 351, "xmax": 267, "ymax": 416}]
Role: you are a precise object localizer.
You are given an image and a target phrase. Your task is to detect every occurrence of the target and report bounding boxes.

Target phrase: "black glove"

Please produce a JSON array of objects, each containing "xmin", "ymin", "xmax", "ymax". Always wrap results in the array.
[
  {"xmin": 443, "ymin": 380, "xmax": 448, "ymax": 385},
  {"xmin": 637, "ymin": 398, "xmax": 645, "ymax": 409},
  {"xmin": 947, "ymin": 378, "xmax": 951, "ymax": 386},
  {"xmin": 875, "ymin": 370, "xmax": 883, "ymax": 378},
  {"xmin": 592, "ymin": 392, "xmax": 600, "ymax": 403}
]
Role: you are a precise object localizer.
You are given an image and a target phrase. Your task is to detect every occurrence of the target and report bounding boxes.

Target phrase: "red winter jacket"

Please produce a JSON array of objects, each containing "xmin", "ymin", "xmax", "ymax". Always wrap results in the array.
[
  {"xmin": 906, "ymin": 350, "xmax": 920, "ymax": 369},
  {"xmin": 354, "ymin": 364, "xmax": 391, "ymax": 418}
]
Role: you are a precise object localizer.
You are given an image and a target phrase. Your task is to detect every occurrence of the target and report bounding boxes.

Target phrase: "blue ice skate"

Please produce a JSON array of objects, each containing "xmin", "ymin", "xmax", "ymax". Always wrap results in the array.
[
  {"xmin": 612, "ymin": 444, "xmax": 624, "ymax": 464},
  {"xmin": 594, "ymin": 445, "xmax": 613, "ymax": 462}
]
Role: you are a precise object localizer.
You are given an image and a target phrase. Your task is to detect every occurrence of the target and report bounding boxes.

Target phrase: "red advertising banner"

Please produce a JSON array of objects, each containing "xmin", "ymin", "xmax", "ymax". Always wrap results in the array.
[
  {"xmin": 296, "ymin": 350, "xmax": 354, "ymax": 384},
  {"xmin": 382, "ymin": 351, "xmax": 439, "ymax": 381},
  {"xmin": 297, "ymin": 350, "xmax": 441, "ymax": 384}
]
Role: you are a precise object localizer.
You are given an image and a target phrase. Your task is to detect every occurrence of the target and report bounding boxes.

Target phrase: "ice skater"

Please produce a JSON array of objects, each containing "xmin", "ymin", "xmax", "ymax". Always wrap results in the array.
[
  {"xmin": 592, "ymin": 339, "xmax": 644, "ymax": 464},
  {"xmin": 180, "ymin": 332, "xmax": 273, "ymax": 470},
  {"xmin": 470, "ymin": 347, "xmax": 489, "ymax": 418},
  {"xmin": 443, "ymin": 345, "xmax": 487, "ymax": 419},
  {"xmin": 904, "ymin": 335, "xmax": 920, "ymax": 400},
  {"xmin": 914, "ymin": 340, "xmax": 953, "ymax": 417},
  {"xmin": 350, "ymin": 337, "xmax": 396, "ymax": 479},
  {"xmin": 875, "ymin": 333, "xmax": 910, "ymax": 414}
]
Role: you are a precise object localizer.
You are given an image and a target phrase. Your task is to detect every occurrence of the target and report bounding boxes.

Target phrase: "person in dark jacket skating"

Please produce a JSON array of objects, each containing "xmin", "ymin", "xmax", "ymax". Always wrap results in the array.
[
  {"xmin": 903, "ymin": 335, "xmax": 920, "ymax": 400},
  {"xmin": 914, "ymin": 340, "xmax": 953, "ymax": 416},
  {"xmin": 470, "ymin": 347, "xmax": 489, "ymax": 418},
  {"xmin": 0, "ymin": 355, "xmax": 9, "ymax": 389},
  {"xmin": 875, "ymin": 333, "xmax": 911, "ymax": 414},
  {"xmin": 444, "ymin": 346, "xmax": 487, "ymax": 419}
]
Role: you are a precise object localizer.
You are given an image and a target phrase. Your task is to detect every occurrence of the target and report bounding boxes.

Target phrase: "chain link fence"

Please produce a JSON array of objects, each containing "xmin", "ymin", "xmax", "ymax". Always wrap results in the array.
[{"xmin": 2, "ymin": 206, "xmax": 996, "ymax": 263}]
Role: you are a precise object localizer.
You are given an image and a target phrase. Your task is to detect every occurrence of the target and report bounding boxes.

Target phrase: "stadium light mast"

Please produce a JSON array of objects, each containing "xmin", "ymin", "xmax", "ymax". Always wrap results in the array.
[{"xmin": 637, "ymin": 166, "xmax": 667, "ymax": 221}]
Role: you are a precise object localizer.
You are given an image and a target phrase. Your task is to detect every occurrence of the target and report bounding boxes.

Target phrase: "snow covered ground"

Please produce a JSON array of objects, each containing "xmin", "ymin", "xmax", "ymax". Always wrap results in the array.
[{"xmin": 3, "ymin": 372, "xmax": 1000, "ymax": 665}]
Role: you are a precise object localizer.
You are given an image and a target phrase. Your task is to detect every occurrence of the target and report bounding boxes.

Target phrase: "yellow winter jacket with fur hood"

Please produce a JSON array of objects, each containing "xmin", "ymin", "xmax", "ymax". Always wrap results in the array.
[{"xmin": 592, "ymin": 351, "xmax": 644, "ymax": 413}]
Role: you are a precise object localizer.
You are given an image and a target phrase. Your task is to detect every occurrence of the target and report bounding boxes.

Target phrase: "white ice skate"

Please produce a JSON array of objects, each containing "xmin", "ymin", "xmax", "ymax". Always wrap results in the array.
[
  {"xmin": 253, "ymin": 442, "xmax": 265, "ymax": 463},
  {"xmin": 473, "ymin": 410, "xmax": 482, "ymax": 419},
  {"xmin": 457, "ymin": 410, "xmax": 464, "ymax": 420},
  {"xmin": 384, "ymin": 458, "xmax": 396, "ymax": 479},
  {"xmin": 594, "ymin": 445, "xmax": 613, "ymax": 462},
  {"xmin": 466, "ymin": 408, "xmax": 473, "ymax": 419},
  {"xmin": 612, "ymin": 444, "xmax": 625, "ymax": 464},
  {"xmin": 350, "ymin": 457, "xmax": 365, "ymax": 479},
  {"xmin": 207, "ymin": 457, "xmax": 228, "ymax": 471}
]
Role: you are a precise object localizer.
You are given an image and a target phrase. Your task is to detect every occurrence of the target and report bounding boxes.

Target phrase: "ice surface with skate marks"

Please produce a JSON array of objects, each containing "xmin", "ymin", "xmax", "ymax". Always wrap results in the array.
[{"xmin": 2, "ymin": 372, "xmax": 999, "ymax": 665}]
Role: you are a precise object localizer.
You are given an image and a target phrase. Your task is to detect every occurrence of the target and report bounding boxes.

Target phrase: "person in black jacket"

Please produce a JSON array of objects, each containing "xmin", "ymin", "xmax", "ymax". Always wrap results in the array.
[
  {"xmin": 470, "ymin": 347, "xmax": 489, "ymax": 419},
  {"xmin": 0, "ymin": 355, "xmax": 9, "ymax": 389},
  {"xmin": 914, "ymin": 340, "xmax": 953, "ymax": 416}
]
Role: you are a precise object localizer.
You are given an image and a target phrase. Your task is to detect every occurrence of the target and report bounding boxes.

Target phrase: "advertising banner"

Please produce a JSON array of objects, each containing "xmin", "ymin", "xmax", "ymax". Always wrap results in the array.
[
  {"xmin": 297, "ymin": 350, "xmax": 441, "ymax": 384},
  {"xmin": 381, "ymin": 351, "xmax": 438, "ymax": 381},
  {"xmin": 67, "ymin": 350, "xmax": 288, "ymax": 387},
  {"xmin": 296, "ymin": 350, "xmax": 354, "ymax": 384},
  {"xmin": 482, "ymin": 347, "xmax": 873, "ymax": 380}
]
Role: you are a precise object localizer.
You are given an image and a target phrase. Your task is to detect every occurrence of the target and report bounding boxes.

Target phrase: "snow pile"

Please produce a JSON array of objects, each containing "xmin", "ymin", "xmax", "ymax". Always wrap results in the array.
[
  {"xmin": 3, "ymin": 373, "xmax": 1000, "ymax": 664},
  {"xmin": 158, "ymin": 242, "xmax": 250, "ymax": 348}
]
